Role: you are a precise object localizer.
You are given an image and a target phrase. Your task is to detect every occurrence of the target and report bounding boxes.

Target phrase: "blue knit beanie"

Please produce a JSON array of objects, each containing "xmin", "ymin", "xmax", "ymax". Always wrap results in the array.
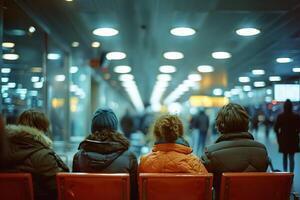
[{"xmin": 91, "ymin": 108, "xmax": 118, "ymax": 133}]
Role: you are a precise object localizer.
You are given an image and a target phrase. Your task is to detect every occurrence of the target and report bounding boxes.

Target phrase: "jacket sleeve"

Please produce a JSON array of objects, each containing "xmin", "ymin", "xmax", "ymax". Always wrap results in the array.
[
  {"xmin": 31, "ymin": 149, "xmax": 69, "ymax": 196},
  {"xmin": 129, "ymin": 153, "xmax": 138, "ymax": 200},
  {"xmin": 72, "ymin": 152, "xmax": 80, "ymax": 172}
]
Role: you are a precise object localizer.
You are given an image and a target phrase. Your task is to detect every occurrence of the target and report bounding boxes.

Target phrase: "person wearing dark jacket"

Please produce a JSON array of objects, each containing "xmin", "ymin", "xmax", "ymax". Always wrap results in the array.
[
  {"xmin": 1, "ymin": 109, "xmax": 69, "ymax": 200},
  {"xmin": 73, "ymin": 108, "xmax": 138, "ymax": 200},
  {"xmin": 274, "ymin": 99, "xmax": 300, "ymax": 172},
  {"xmin": 201, "ymin": 103, "xmax": 269, "ymax": 200}
]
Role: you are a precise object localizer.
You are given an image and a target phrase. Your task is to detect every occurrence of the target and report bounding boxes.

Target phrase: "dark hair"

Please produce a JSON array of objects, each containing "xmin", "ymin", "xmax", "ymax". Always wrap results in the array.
[
  {"xmin": 87, "ymin": 129, "xmax": 130, "ymax": 149},
  {"xmin": 153, "ymin": 114, "xmax": 184, "ymax": 142},
  {"xmin": 17, "ymin": 109, "xmax": 49, "ymax": 132},
  {"xmin": 216, "ymin": 103, "xmax": 249, "ymax": 134},
  {"xmin": 283, "ymin": 99, "xmax": 293, "ymax": 113}
]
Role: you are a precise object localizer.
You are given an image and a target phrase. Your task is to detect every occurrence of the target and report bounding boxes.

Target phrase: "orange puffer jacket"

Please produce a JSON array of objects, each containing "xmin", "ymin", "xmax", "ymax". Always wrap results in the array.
[{"xmin": 139, "ymin": 143, "xmax": 208, "ymax": 174}]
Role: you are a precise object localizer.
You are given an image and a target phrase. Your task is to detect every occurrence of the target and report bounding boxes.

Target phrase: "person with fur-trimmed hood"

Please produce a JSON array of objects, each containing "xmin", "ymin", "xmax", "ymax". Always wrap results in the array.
[
  {"xmin": 2, "ymin": 109, "xmax": 69, "ymax": 200},
  {"xmin": 73, "ymin": 108, "xmax": 138, "ymax": 200}
]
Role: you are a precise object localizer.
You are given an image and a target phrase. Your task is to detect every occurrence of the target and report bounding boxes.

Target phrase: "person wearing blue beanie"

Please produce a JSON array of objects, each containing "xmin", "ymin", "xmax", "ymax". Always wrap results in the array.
[
  {"xmin": 91, "ymin": 108, "xmax": 118, "ymax": 133},
  {"xmin": 73, "ymin": 108, "xmax": 138, "ymax": 200}
]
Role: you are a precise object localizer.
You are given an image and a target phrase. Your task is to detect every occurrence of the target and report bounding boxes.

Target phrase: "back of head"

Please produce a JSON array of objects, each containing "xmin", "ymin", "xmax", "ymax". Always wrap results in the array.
[
  {"xmin": 283, "ymin": 99, "xmax": 293, "ymax": 113},
  {"xmin": 216, "ymin": 103, "xmax": 249, "ymax": 134},
  {"xmin": 91, "ymin": 108, "xmax": 118, "ymax": 133},
  {"xmin": 154, "ymin": 114, "xmax": 183, "ymax": 143},
  {"xmin": 18, "ymin": 109, "xmax": 49, "ymax": 132}
]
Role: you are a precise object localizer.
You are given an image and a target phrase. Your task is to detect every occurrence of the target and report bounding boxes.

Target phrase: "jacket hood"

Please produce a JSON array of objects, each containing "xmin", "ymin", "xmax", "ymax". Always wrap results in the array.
[
  {"xmin": 76, "ymin": 139, "xmax": 127, "ymax": 171},
  {"xmin": 215, "ymin": 132, "xmax": 254, "ymax": 143},
  {"xmin": 78, "ymin": 139, "xmax": 127, "ymax": 153},
  {"xmin": 4, "ymin": 125, "xmax": 53, "ymax": 163},
  {"xmin": 152, "ymin": 143, "xmax": 193, "ymax": 154}
]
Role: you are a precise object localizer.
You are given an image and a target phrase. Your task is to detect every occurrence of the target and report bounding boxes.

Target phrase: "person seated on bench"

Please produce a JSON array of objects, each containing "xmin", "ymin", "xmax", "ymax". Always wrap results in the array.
[
  {"xmin": 201, "ymin": 103, "xmax": 269, "ymax": 199},
  {"xmin": 73, "ymin": 108, "xmax": 138, "ymax": 200},
  {"xmin": 2, "ymin": 109, "xmax": 69, "ymax": 200},
  {"xmin": 139, "ymin": 114, "xmax": 207, "ymax": 173}
]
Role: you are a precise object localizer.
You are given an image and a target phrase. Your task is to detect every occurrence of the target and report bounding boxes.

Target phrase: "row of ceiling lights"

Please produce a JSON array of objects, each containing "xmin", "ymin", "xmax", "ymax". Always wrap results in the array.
[{"xmin": 86, "ymin": 27, "xmax": 145, "ymax": 111}]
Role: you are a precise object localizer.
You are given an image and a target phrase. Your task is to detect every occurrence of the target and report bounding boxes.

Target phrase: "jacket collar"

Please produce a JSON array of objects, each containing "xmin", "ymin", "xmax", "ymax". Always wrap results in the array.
[
  {"xmin": 215, "ymin": 132, "xmax": 254, "ymax": 143},
  {"xmin": 5, "ymin": 125, "xmax": 52, "ymax": 148},
  {"xmin": 155, "ymin": 137, "xmax": 190, "ymax": 147},
  {"xmin": 152, "ymin": 143, "xmax": 193, "ymax": 154}
]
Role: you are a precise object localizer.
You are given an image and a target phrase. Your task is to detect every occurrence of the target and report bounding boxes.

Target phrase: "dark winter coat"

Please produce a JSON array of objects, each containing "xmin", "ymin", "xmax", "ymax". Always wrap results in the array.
[
  {"xmin": 274, "ymin": 112, "xmax": 300, "ymax": 153},
  {"xmin": 201, "ymin": 132, "xmax": 269, "ymax": 199},
  {"xmin": 73, "ymin": 134, "xmax": 138, "ymax": 200},
  {"xmin": 2, "ymin": 125, "xmax": 69, "ymax": 200}
]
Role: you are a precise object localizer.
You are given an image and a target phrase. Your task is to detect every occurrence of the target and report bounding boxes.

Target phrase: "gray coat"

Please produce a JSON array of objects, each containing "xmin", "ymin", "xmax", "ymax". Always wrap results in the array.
[
  {"xmin": 73, "ymin": 139, "xmax": 138, "ymax": 200},
  {"xmin": 201, "ymin": 132, "xmax": 269, "ymax": 199}
]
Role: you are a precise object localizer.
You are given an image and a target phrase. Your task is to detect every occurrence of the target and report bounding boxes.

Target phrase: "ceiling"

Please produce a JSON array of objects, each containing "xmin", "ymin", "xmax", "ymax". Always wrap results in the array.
[{"xmin": 7, "ymin": 0, "xmax": 300, "ymax": 105}]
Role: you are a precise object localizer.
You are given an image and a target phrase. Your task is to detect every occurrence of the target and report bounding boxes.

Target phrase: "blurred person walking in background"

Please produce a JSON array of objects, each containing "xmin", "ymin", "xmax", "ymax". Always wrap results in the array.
[
  {"xmin": 274, "ymin": 99, "xmax": 300, "ymax": 172},
  {"xmin": 190, "ymin": 108, "xmax": 209, "ymax": 155}
]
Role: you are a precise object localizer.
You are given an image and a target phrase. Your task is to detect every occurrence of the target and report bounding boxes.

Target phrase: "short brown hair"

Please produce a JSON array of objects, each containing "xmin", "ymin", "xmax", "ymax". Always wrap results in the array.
[
  {"xmin": 153, "ymin": 114, "xmax": 184, "ymax": 142},
  {"xmin": 216, "ymin": 103, "xmax": 249, "ymax": 134},
  {"xmin": 18, "ymin": 109, "xmax": 49, "ymax": 132}
]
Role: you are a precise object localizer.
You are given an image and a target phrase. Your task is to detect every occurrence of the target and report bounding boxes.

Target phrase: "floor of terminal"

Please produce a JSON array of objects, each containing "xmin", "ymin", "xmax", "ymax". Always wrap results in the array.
[{"xmin": 54, "ymin": 126, "xmax": 300, "ymax": 193}]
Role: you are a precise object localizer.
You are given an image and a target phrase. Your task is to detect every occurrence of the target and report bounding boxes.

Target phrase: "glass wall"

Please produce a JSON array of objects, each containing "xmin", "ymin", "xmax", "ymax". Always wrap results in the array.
[{"xmin": 1, "ymin": 0, "xmax": 45, "ymax": 124}]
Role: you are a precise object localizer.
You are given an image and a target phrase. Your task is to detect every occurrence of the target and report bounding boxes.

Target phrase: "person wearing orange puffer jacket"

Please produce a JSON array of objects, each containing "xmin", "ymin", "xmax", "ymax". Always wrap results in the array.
[{"xmin": 139, "ymin": 114, "xmax": 208, "ymax": 174}]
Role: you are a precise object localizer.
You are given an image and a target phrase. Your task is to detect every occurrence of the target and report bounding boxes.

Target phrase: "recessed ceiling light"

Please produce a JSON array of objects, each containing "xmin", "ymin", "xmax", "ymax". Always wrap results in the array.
[
  {"xmin": 266, "ymin": 89, "xmax": 272, "ymax": 95},
  {"xmin": 238, "ymin": 76, "xmax": 250, "ymax": 83},
  {"xmin": 254, "ymin": 81, "xmax": 265, "ymax": 87},
  {"xmin": 292, "ymin": 67, "xmax": 300, "ymax": 72},
  {"xmin": 269, "ymin": 76, "xmax": 281, "ymax": 82},
  {"xmin": 159, "ymin": 65, "xmax": 176, "ymax": 73},
  {"xmin": 91, "ymin": 42, "xmax": 101, "ymax": 48},
  {"xmin": 243, "ymin": 85, "xmax": 252, "ymax": 92},
  {"xmin": 70, "ymin": 66, "xmax": 79, "ymax": 74},
  {"xmin": 119, "ymin": 74, "xmax": 134, "ymax": 81},
  {"xmin": 188, "ymin": 74, "xmax": 202, "ymax": 81},
  {"xmin": 65, "ymin": 0, "xmax": 73, "ymax": 2},
  {"xmin": 163, "ymin": 51, "xmax": 184, "ymax": 60},
  {"xmin": 156, "ymin": 81, "xmax": 169, "ymax": 88},
  {"xmin": 252, "ymin": 69, "xmax": 265, "ymax": 75},
  {"xmin": 7, "ymin": 82, "xmax": 16, "ymax": 88},
  {"xmin": 47, "ymin": 53, "xmax": 61, "ymax": 60},
  {"xmin": 197, "ymin": 65, "xmax": 214, "ymax": 73},
  {"xmin": 2, "ymin": 42, "xmax": 15, "ymax": 48},
  {"xmin": 28, "ymin": 26, "xmax": 36, "ymax": 33},
  {"xmin": 106, "ymin": 52, "xmax": 126, "ymax": 60},
  {"xmin": 31, "ymin": 76, "xmax": 39, "ymax": 82},
  {"xmin": 170, "ymin": 27, "xmax": 196, "ymax": 36},
  {"xmin": 157, "ymin": 74, "xmax": 172, "ymax": 81},
  {"xmin": 213, "ymin": 88, "xmax": 223, "ymax": 96},
  {"xmin": 1, "ymin": 68, "xmax": 11, "ymax": 73},
  {"xmin": 93, "ymin": 28, "xmax": 119, "ymax": 36},
  {"xmin": 212, "ymin": 51, "xmax": 231, "ymax": 59},
  {"xmin": 236, "ymin": 28, "xmax": 261, "ymax": 36},
  {"xmin": 33, "ymin": 82, "xmax": 43, "ymax": 89},
  {"xmin": 114, "ymin": 65, "xmax": 132, "ymax": 73},
  {"xmin": 72, "ymin": 41, "xmax": 80, "ymax": 47},
  {"xmin": 276, "ymin": 57, "xmax": 293, "ymax": 63},
  {"xmin": 55, "ymin": 75, "xmax": 66, "ymax": 82},
  {"xmin": 3, "ymin": 53, "xmax": 19, "ymax": 60},
  {"xmin": 1, "ymin": 77, "xmax": 9, "ymax": 83}
]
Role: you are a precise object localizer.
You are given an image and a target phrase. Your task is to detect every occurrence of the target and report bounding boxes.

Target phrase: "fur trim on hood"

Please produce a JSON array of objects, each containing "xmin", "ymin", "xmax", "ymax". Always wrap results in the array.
[{"xmin": 5, "ymin": 125, "xmax": 52, "ymax": 148}]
